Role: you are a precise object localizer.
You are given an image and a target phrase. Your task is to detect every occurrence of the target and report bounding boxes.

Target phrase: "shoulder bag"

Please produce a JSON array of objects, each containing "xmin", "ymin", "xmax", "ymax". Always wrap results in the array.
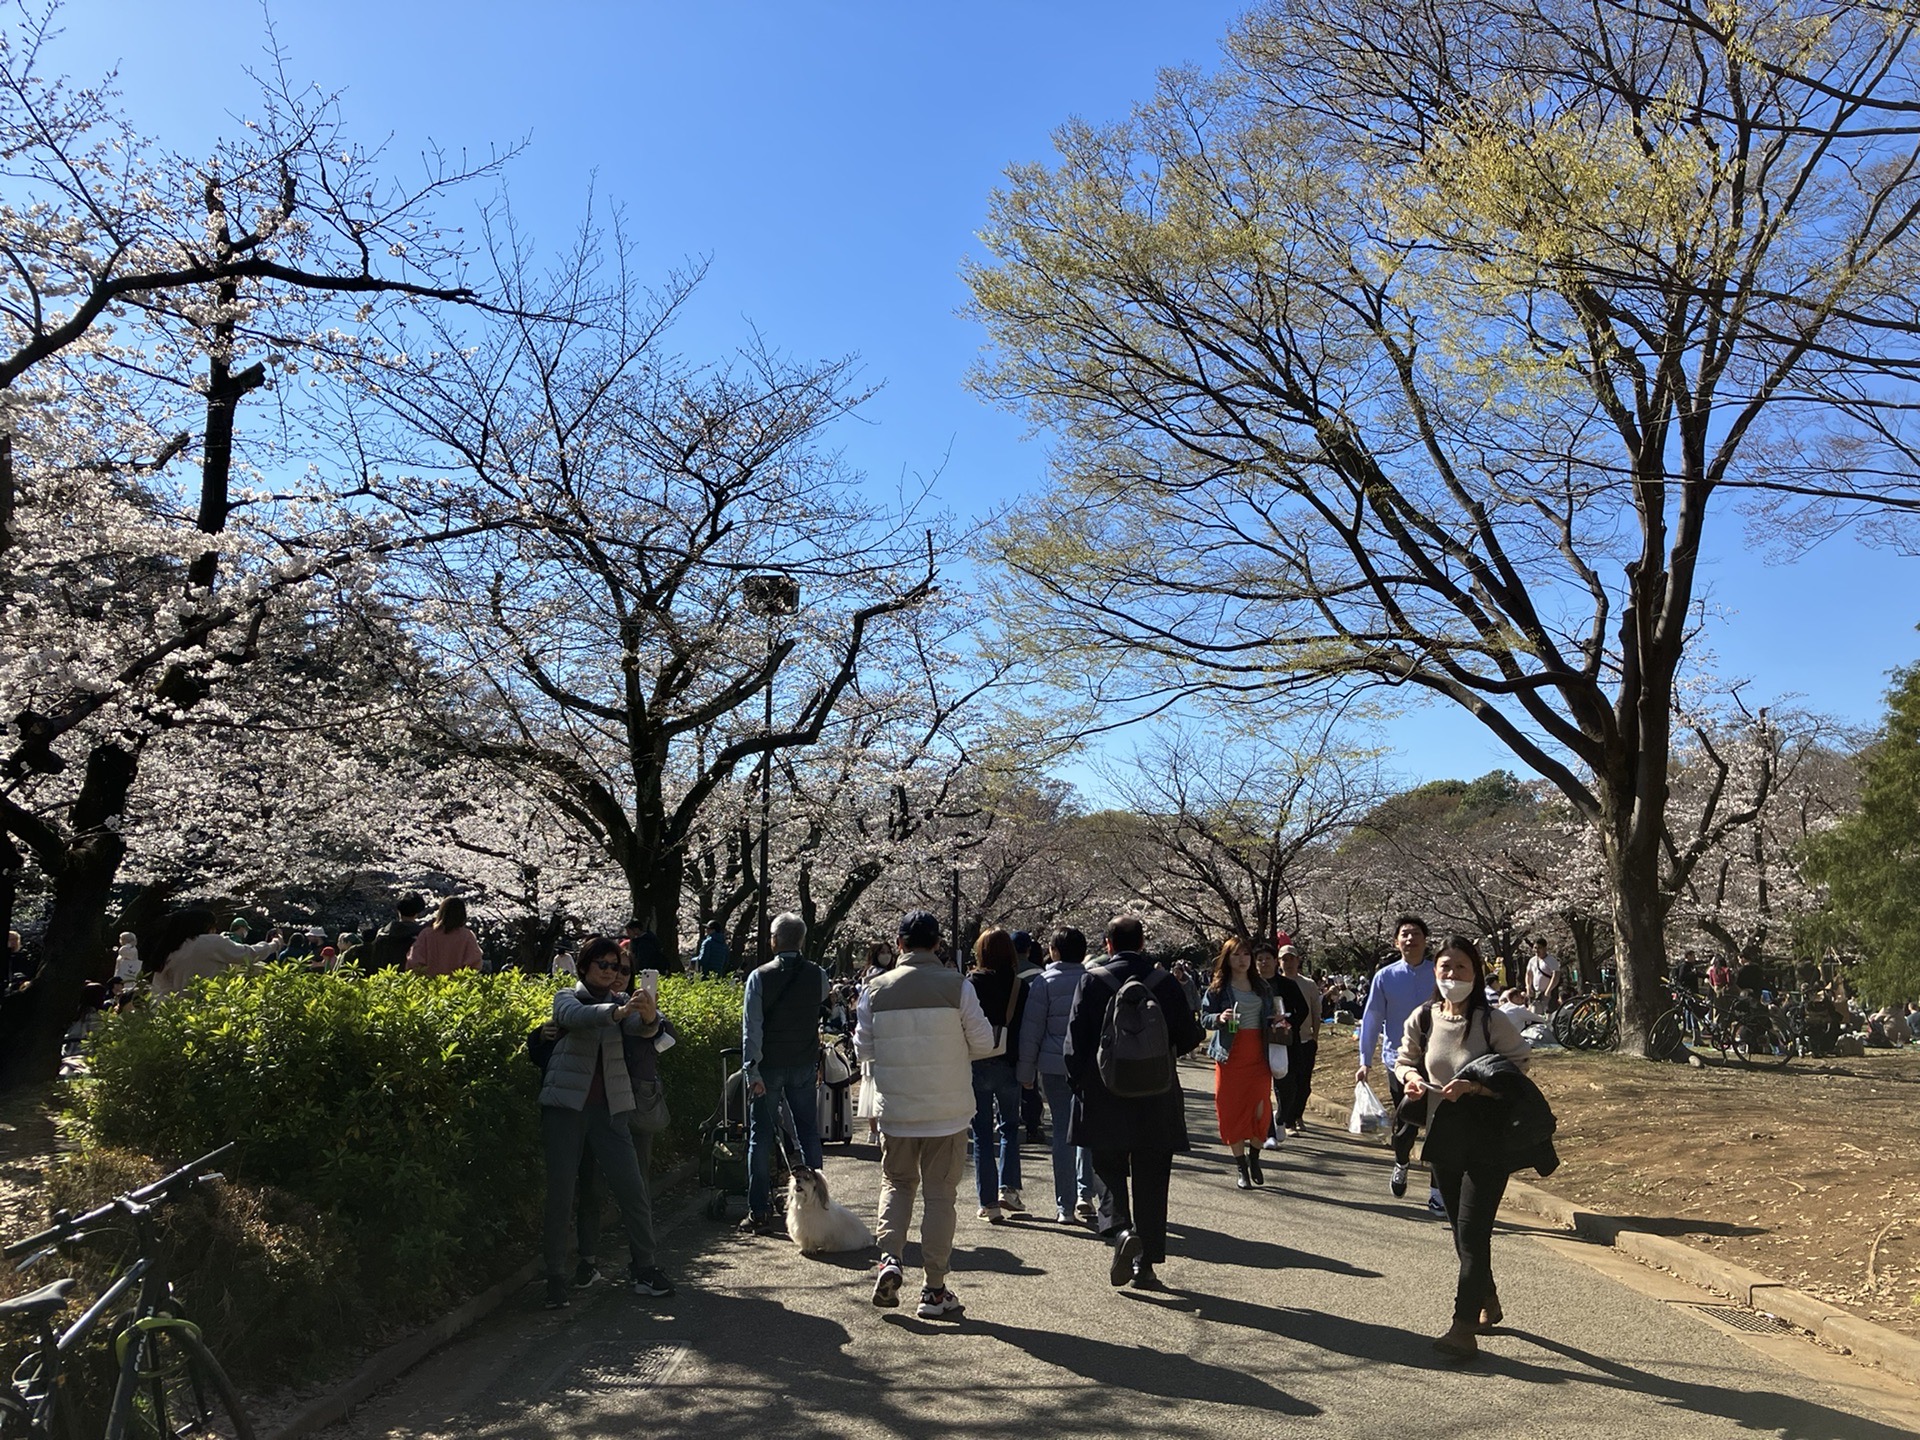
[{"xmin": 977, "ymin": 974, "xmax": 1023, "ymax": 1059}]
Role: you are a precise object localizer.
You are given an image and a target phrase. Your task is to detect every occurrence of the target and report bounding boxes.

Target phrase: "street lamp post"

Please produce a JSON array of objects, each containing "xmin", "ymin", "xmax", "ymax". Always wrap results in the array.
[{"xmin": 743, "ymin": 574, "xmax": 800, "ymax": 968}]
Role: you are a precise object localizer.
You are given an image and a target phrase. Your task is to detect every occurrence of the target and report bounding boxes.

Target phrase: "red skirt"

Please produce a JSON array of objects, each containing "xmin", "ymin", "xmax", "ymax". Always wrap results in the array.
[{"xmin": 1214, "ymin": 1028, "xmax": 1273, "ymax": 1144}]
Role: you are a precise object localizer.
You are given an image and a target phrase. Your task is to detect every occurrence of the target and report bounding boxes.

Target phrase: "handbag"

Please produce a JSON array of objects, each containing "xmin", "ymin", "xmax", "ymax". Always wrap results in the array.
[
  {"xmin": 854, "ymin": 1062, "xmax": 880, "ymax": 1120},
  {"xmin": 630, "ymin": 1078, "xmax": 671, "ymax": 1133},
  {"xmin": 977, "ymin": 974, "xmax": 1023, "ymax": 1060}
]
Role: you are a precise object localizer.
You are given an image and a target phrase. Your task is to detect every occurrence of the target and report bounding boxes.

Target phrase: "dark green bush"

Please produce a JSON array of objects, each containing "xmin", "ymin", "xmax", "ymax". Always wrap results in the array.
[
  {"xmin": 651, "ymin": 973, "xmax": 742, "ymax": 1165},
  {"xmin": 60, "ymin": 967, "xmax": 742, "ymax": 1387}
]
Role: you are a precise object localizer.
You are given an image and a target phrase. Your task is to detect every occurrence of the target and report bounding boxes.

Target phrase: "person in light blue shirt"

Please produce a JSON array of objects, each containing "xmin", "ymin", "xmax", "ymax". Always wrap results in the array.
[{"xmin": 1357, "ymin": 915, "xmax": 1441, "ymax": 1207}]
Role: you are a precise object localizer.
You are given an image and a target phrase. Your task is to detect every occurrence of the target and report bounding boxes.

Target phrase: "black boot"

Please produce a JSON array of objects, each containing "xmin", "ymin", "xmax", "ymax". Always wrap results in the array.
[
  {"xmin": 1248, "ymin": 1150, "xmax": 1265, "ymax": 1186},
  {"xmin": 1235, "ymin": 1152, "xmax": 1253, "ymax": 1190}
]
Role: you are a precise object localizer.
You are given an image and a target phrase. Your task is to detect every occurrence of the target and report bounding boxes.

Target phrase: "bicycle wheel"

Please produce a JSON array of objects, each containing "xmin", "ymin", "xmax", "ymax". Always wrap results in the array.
[
  {"xmin": 1732, "ymin": 1015, "xmax": 1793, "ymax": 1071},
  {"xmin": 1648, "ymin": 1007, "xmax": 1685, "ymax": 1059},
  {"xmin": 123, "ymin": 1319, "xmax": 255, "ymax": 1440},
  {"xmin": 1550, "ymin": 1003, "xmax": 1580, "ymax": 1048}
]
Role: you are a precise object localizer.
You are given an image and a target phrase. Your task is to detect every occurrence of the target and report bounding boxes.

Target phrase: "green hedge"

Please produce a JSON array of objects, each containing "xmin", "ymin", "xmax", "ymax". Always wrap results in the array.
[{"xmin": 49, "ymin": 967, "xmax": 743, "ymax": 1387}]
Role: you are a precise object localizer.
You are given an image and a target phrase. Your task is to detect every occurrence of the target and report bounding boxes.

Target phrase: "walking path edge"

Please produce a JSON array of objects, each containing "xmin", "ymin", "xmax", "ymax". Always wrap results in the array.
[
  {"xmin": 262, "ymin": 1160, "xmax": 699, "ymax": 1440},
  {"xmin": 1301, "ymin": 1088, "xmax": 1920, "ymax": 1388}
]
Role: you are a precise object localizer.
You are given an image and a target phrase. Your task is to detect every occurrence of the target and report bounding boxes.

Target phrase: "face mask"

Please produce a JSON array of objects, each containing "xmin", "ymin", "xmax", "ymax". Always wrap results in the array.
[{"xmin": 1437, "ymin": 978, "xmax": 1475, "ymax": 1002}]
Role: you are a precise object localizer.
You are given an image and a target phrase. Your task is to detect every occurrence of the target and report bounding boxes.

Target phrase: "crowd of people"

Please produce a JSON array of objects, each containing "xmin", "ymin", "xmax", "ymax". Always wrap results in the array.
[
  {"xmin": 526, "ymin": 902, "xmax": 1561, "ymax": 1359},
  {"xmin": 10, "ymin": 890, "xmax": 1920, "ymax": 1356}
]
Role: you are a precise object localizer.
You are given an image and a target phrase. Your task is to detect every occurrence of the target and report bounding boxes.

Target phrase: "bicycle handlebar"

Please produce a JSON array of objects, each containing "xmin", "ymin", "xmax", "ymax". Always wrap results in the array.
[{"xmin": 4, "ymin": 1142, "xmax": 236, "ymax": 1259}]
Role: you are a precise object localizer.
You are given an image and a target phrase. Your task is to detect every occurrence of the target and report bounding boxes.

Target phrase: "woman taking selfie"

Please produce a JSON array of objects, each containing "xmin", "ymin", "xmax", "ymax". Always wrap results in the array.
[
  {"xmin": 1203, "ymin": 936, "xmax": 1275, "ymax": 1190},
  {"xmin": 539, "ymin": 936, "xmax": 676, "ymax": 1308},
  {"xmin": 1394, "ymin": 934, "xmax": 1531, "ymax": 1359}
]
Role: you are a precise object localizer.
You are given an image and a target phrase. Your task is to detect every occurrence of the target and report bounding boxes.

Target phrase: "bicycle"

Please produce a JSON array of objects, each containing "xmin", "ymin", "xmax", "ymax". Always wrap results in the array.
[
  {"xmin": 1649, "ymin": 987, "xmax": 1793, "ymax": 1069},
  {"xmin": 1550, "ymin": 992, "xmax": 1618, "ymax": 1051},
  {"xmin": 0, "ymin": 1144, "xmax": 254, "ymax": 1440}
]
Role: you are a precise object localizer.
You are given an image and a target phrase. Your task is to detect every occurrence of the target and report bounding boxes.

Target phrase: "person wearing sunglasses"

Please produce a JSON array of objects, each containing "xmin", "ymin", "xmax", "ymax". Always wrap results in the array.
[{"xmin": 538, "ymin": 935, "xmax": 676, "ymax": 1307}]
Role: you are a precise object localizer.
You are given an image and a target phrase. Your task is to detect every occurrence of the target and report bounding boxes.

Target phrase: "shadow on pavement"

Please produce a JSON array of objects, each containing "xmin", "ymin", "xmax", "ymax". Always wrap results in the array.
[
  {"xmin": 1496, "ymin": 1330, "xmax": 1915, "ymax": 1439},
  {"xmin": 951, "ymin": 1243, "xmax": 1047, "ymax": 1277},
  {"xmin": 940, "ymin": 1315, "xmax": 1320, "ymax": 1416},
  {"xmin": 1165, "ymin": 1225, "xmax": 1384, "ymax": 1278},
  {"xmin": 1117, "ymin": 1284, "xmax": 1453, "ymax": 1372}
]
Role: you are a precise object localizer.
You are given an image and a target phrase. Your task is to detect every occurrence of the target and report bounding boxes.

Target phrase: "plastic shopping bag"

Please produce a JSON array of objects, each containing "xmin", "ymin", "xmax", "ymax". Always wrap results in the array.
[
  {"xmin": 1348, "ymin": 1080, "xmax": 1388, "ymax": 1134},
  {"xmin": 1267, "ymin": 1044, "xmax": 1290, "ymax": 1080}
]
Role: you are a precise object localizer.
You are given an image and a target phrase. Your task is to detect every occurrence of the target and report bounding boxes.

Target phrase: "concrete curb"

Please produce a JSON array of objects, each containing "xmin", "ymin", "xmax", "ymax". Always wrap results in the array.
[
  {"xmin": 264, "ymin": 1159, "xmax": 699, "ymax": 1440},
  {"xmin": 1301, "ymin": 1088, "xmax": 1920, "ymax": 1389}
]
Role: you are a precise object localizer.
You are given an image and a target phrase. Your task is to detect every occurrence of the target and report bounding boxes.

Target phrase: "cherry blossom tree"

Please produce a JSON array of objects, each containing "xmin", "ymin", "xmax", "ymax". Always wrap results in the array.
[
  {"xmin": 0, "ymin": 4, "xmax": 508, "ymax": 1083},
  {"xmin": 361, "ymin": 212, "xmax": 942, "ymax": 962}
]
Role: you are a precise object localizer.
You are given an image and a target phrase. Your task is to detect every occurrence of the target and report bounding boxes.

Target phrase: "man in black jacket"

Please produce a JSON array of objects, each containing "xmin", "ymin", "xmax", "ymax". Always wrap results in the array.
[
  {"xmin": 367, "ymin": 895, "xmax": 426, "ymax": 972},
  {"xmin": 1063, "ymin": 915, "xmax": 1204, "ymax": 1290}
]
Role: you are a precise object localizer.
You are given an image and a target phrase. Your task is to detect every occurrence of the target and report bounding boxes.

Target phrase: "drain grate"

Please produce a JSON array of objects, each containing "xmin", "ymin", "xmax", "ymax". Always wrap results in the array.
[{"xmin": 1681, "ymin": 1304, "xmax": 1794, "ymax": 1335}]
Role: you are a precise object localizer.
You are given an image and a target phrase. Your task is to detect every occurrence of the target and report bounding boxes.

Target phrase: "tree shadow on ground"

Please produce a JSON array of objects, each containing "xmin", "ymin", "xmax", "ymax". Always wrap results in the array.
[
  {"xmin": 1492, "ymin": 1330, "xmax": 1915, "ymax": 1440},
  {"xmin": 908, "ymin": 1314, "xmax": 1319, "ymax": 1416},
  {"xmin": 1118, "ymin": 1283, "xmax": 1448, "ymax": 1369}
]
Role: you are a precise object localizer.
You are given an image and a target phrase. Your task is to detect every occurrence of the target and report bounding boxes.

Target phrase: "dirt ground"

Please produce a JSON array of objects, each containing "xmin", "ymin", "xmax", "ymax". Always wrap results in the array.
[
  {"xmin": 0, "ymin": 1083, "xmax": 60, "ymax": 1251},
  {"xmin": 1319, "ymin": 1027, "xmax": 1920, "ymax": 1339}
]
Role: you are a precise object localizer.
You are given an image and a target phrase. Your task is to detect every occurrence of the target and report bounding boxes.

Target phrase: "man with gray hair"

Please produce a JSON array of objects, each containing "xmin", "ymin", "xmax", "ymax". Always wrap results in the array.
[{"xmin": 740, "ymin": 911, "xmax": 830, "ymax": 1234}]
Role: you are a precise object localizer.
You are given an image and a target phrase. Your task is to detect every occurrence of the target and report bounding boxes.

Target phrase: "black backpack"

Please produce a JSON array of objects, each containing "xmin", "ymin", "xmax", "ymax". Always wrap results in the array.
[{"xmin": 1097, "ymin": 973, "xmax": 1176, "ymax": 1098}]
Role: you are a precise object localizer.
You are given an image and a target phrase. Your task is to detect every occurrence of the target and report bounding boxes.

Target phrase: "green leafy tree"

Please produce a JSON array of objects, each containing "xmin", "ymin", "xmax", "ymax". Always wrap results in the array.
[
  {"xmin": 967, "ymin": 0, "xmax": 1920, "ymax": 1055},
  {"xmin": 1802, "ymin": 665, "xmax": 1920, "ymax": 1004}
]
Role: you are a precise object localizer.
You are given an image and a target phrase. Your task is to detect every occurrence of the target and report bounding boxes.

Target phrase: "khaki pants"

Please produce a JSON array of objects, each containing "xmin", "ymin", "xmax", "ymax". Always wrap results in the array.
[{"xmin": 876, "ymin": 1129, "xmax": 969, "ymax": 1286}]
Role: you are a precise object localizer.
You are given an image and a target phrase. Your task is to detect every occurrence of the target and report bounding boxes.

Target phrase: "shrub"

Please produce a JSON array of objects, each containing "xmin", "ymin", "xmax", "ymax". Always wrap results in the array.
[
  {"xmin": 651, "ymin": 974, "xmax": 742, "ymax": 1166},
  {"xmin": 39, "ymin": 1146, "xmax": 358, "ymax": 1390},
  {"xmin": 51, "ymin": 967, "xmax": 743, "ymax": 1387},
  {"xmin": 79, "ymin": 967, "xmax": 553, "ymax": 1320}
]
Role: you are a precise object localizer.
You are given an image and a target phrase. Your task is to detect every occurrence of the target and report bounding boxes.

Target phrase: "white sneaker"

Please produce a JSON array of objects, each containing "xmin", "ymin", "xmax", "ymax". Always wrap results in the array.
[
  {"xmin": 1074, "ymin": 1198, "xmax": 1099, "ymax": 1223},
  {"xmin": 1262, "ymin": 1137, "xmax": 1279, "ymax": 1150},
  {"xmin": 999, "ymin": 1187, "xmax": 1025, "ymax": 1212},
  {"xmin": 1056, "ymin": 1205, "xmax": 1072, "ymax": 1223},
  {"xmin": 916, "ymin": 1285, "xmax": 964, "ymax": 1318},
  {"xmin": 977, "ymin": 1204, "xmax": 1003, "ymax": 1222}
]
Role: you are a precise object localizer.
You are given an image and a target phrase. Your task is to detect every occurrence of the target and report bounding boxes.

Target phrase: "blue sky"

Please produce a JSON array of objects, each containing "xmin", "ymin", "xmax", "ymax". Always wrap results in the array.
[{"xmin": 56, "ymin": 1, "xmax": 1920, "ymax": 790}]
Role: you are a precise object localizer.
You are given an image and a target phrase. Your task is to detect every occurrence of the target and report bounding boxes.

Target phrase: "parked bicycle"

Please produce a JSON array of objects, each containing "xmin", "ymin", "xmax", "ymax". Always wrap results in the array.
[
  {"xmin": 1550, "ymin": 992, "xmax": 1618, "ymax": 1051},
  {"xmin": 0, "ymin": 1144, "xmax": 253, "ymax": 1440},
  {"xmin": 1649, "ymin": 987, "xmax": 1794, "ymax": 1068}
]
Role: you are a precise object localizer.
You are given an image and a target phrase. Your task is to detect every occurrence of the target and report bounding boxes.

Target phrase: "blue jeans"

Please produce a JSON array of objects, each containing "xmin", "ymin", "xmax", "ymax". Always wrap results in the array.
[
  {"xmin": 1039, "ymin": 1070, "xmax": 1101, "ymax": 1213},
  {"xmin": 747, "ymin": 1063, "xmax": 823, "ymax": 1218},
  {"xmin": 971, "ymin": 1057, "xmax": 1023, "ymax": 1205}
]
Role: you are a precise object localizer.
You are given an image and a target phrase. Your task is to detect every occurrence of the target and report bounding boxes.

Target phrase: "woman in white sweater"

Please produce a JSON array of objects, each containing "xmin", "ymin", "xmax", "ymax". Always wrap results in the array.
[
  {"xmin": 1394, "ymin": 934, "xmax": 1530, "ymax": 1361},
  {"xmin": 150, "ymin": 910, "xmax": 281, "ymax": 998}
]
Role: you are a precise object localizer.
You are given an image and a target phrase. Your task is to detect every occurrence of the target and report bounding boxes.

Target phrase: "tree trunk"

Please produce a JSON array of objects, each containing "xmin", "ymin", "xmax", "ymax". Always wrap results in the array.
[
  {"xmin": 635, "ymin": 844, "xmax": 685, "ymax": 964},
  {"xmin": 1602, "ymin": 818, "xmax": 1669, "ymax": 1059},
  {"xmin": 0, "ymin": 829, "xmax": 20, "ymax": 949},
  {"xmin": 1, "ymin": 744, "xmax": 133, "ymax": 1087}
]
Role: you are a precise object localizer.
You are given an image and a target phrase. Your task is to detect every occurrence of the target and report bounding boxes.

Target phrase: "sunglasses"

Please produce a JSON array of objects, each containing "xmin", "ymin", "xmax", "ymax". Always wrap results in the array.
[{"xmin": 590, "ymin": 958, "xmax": 632, "ymax": 974}]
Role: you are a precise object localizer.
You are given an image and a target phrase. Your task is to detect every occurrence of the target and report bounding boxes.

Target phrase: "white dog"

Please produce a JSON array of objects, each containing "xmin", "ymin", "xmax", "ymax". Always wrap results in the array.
[{"xmin": 785, "ymin": 1166, "xmax": 873, "ymax": 1254}]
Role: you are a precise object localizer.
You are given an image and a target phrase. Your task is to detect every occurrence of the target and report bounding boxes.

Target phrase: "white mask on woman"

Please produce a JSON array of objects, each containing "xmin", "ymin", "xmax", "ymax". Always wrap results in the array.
[{"xmin": 1437, "ymin": 977, "xmax": 1476, "ymax": 1003}]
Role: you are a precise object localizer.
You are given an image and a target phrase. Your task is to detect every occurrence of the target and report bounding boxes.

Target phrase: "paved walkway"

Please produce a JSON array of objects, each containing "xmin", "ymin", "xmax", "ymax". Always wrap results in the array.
[{"xmin": 333, "ymin": 1064, "xmax": 1920, "ymax": 1440}]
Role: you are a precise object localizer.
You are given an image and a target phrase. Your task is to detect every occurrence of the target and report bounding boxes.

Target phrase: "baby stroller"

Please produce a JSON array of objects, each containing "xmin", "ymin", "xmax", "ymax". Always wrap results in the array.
[{"xmin": 699, "ymin": 1046, "xmax": 804, "ymax": 1220}]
